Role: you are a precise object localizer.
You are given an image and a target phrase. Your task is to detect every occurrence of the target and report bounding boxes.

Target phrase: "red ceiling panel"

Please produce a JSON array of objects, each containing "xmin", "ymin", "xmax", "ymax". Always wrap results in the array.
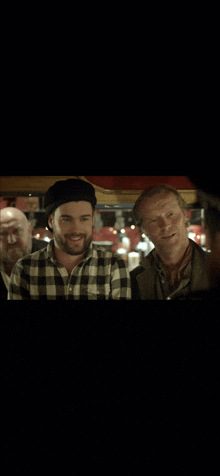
[{"xmin": 84, "ymin": 176, "xmax": 194, "ymax": 190}]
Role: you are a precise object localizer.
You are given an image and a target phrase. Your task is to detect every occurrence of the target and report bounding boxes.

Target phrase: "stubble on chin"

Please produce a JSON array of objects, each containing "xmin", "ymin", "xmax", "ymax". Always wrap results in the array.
[{"xmin": 54, "ymin": 233, "xmax": 93, "ymax": 256}]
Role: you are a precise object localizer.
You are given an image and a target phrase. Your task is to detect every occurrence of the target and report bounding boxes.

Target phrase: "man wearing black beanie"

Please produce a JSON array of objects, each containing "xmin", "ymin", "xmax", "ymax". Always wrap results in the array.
[
  {"xmin": 44, "ymin": 179, "xmax": 97, "ymax": 273},
  {"xmin": 8, "ymin": 179, "xmax": 131, "ymax": 300}
]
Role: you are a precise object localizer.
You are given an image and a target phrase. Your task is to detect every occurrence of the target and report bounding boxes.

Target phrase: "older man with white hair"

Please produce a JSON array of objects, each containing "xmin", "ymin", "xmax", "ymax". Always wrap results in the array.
[
  {"xmin": 131, "ymin": 184, "xmax": 210, "ymax": 300},
  {"xmin": 0, "ymin": 207, "xmax": 46, "ymax": 300}
]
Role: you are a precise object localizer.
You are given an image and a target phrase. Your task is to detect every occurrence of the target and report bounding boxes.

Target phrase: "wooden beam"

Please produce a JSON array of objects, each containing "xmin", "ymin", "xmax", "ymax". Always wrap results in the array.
[
  {"xmin": 0, "ymin": 176, "xmax": 197, "ymax": 205},
  {"xmin": 0, "ymin": 176, "xmax": 79, "ymax": 193}
]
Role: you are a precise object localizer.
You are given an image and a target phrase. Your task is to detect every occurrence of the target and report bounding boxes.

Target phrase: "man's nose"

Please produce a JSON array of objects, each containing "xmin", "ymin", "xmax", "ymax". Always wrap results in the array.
[
  {"xmin": 7, "ymin": 234, "xmax": 17, "ymax": 244},
  {"xmin": 68, "ymin": 225, "xmax": 83, "ymax": 236},
  {"xmin": 159, "ymin": 217, "xmax": 171, "ymax": 231}
]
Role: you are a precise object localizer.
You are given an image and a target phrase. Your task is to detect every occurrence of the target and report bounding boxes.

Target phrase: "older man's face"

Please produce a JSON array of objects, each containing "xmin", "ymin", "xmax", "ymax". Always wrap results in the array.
[
  {"xmin": 0, "ymin": 214, "xmax": 31, "ymax": 265},
  {"xmin": 140, "ymin": 191, "xmax": 189, "ymax": 257}
]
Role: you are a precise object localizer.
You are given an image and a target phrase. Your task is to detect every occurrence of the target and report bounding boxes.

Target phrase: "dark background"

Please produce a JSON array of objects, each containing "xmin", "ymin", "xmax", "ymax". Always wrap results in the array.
[{"xmin": 3, "ymin": 302, "xmax": 219, "ymax": 473}]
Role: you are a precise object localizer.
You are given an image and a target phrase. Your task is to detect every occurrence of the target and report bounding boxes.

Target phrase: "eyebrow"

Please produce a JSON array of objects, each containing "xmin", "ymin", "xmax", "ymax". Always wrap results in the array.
[
  {"xmin": 0, "ymin": 223, "xmax": 22, "ymax": 230},
  {"xmin": 60, "ymin": 214, "xmax": 92, "ymax": 218}
]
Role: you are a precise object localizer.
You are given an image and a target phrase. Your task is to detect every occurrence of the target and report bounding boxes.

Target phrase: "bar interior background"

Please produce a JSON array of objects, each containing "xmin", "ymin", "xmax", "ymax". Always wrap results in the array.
[{"xmin": 1, "ymin": 176, "xmax": 208, "ymax": 271}]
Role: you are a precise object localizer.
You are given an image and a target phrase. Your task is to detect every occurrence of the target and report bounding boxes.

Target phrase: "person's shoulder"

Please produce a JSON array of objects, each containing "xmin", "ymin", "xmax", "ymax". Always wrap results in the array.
[
  {"xmin": 191, "ymin": 239, "xmax": 208, "ymax": 257},
  {"xmin": 130, "ymin": 251, "xmax": 154, "ymax": 278},
  {"xmin": 28, "ymin": 245, "xmax": 48, "ymax": 259},
  {"xmin": 130, "ymin": 264, "xmax": 145, "ymax": 279},
  {"xmin": 15, "ymin": 246, "xmax": 48, "ymax": 268},
  {"xmin": 31, "ymin": 237, "xmax": 47, "ymax": 252},
  {"xmin": 191, "ymin": 239, "xmax": 210, "ymax": 267}
]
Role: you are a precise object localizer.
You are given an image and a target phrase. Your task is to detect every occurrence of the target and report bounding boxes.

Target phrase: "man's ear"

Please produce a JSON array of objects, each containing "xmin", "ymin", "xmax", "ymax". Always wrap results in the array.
[
  {"xmin": 48, "ymin": 214, "xmax": 53, "ymax": 231},
  {"xmin": 27, "ymin": 221, "xmax": 32, "ymax": 235},
  {"xmin": 183, "ymin": 209, "xmax": 189, "ymax": 227}
]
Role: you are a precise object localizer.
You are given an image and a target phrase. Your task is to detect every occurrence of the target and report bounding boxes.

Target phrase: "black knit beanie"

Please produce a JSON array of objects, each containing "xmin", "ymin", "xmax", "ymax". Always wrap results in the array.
[{"xmin": 44, "ymin": 179, "xmax": 97, "ymax": 233}]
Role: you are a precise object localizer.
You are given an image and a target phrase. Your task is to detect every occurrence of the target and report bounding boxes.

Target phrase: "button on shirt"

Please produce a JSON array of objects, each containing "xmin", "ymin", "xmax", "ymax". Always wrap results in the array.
[{"xmin": 8, "ymin": 240, "xmax": 131, "ymax": 300}]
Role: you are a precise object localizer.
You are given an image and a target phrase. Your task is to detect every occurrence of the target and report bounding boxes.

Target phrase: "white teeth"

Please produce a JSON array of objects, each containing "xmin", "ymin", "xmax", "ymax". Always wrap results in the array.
[
  {"xmin": 69, "ymin": 237, "xmax": 83, "ymax": 241},
  {"xmin": 163, "ymin": 234, "xmax": 175, "ymax": 239}
]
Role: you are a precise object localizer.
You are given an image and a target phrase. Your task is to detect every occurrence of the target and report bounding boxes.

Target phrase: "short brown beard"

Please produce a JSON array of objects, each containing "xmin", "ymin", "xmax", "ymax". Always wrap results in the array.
[{"xmin": 54, "ymin": 231, "xmax": 93, "ymax": 256}]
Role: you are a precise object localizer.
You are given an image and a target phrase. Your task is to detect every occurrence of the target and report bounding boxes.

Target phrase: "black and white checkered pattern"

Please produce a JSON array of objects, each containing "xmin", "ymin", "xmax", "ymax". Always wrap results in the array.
[{"xmin": 8, "ymin": 240, "xmax": 131, "ymax": 300}]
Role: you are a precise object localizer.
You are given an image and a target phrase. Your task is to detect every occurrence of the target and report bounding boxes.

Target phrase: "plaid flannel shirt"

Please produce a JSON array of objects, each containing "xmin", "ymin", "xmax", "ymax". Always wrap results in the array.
[{"xmin": 8, "ymin": 240, "xmax": 131, "ymax": 300}]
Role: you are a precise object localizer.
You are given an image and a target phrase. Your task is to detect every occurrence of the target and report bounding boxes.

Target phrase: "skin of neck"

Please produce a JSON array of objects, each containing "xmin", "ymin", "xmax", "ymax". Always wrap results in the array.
[
  {"xmin": 155, "ymin": 238, "xmax": 190, "ymax": 267},
  {"xmin": 54, "ymin": 243, "xmax": 85, "ymax": 274}
]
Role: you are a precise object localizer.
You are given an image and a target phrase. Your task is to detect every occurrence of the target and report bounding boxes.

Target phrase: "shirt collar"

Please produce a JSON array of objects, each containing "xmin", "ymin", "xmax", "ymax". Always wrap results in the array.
[
  {"xmin": 152, "ymin": 240, "xmax": 193, "ymax": 274},
  {"xmin": 45, "ymin": 239, "xmax": 56, "ymax": 262}
]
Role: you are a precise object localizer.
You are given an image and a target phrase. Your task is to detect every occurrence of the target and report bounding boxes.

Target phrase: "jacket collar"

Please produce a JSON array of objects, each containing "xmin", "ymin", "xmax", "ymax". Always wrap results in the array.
[
  {"xmin": 190, "ymin": 240, "xmax": 210, "ymax": 292},
  {"xmin": 136, "ymin": 239, "xmax": 210, "ymax": 299},
  {"xmin": 136, "ymin": 251, "xmax": 157, "ymax": 299}
]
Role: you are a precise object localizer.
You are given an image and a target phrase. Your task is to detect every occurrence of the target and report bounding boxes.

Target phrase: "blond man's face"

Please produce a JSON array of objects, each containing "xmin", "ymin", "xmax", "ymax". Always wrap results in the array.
[{"xmin": 140, "ymin": 192, "xmax": 189, "ymax": 256}]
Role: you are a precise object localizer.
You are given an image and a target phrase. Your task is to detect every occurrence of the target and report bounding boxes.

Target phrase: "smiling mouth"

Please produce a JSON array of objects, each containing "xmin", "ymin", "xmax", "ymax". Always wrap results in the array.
[
  {"xmin": 162, "ymin": 233, "xmax": 176, "ymax": 240},
  {"xmin": 67, "ymin": 236, "xmax": 84, "ymax": 242}
]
